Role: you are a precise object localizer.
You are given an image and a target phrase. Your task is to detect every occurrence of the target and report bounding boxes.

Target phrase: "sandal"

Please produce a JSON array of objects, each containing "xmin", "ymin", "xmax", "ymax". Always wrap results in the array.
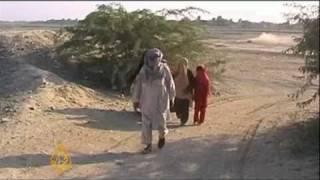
[
  {"xmin": 142, "ymin": 144, "xmax": 152, "ymax": 154},
  {"xmin": 158, "ymin": 138, "xmax": 165, "ymax": 149}
]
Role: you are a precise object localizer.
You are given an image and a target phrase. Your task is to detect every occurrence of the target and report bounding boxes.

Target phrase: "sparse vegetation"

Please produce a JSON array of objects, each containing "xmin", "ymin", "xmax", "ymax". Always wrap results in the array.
[
  {"xmin": 282, "ymin": 3, "xmax": 319, "ymax": 159},
  {"xmin": 286, "ymin": 3, "xmax": 319, "ymax": 108},
  {"xmin": 1, "ymin": 3, "xmax": 319, "ymax": 178}
]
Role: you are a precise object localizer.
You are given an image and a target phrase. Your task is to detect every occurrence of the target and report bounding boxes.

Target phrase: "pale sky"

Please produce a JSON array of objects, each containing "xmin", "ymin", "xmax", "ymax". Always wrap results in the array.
[{"xmin": 0, "ymin": 1, "xmax": 318, "ymax": 23}]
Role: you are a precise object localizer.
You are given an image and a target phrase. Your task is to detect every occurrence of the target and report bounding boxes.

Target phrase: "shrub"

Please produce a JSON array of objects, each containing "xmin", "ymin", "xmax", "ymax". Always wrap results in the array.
[{"xmin": 56, "ymin": 4, "xmax": 213, "ymax": 91}]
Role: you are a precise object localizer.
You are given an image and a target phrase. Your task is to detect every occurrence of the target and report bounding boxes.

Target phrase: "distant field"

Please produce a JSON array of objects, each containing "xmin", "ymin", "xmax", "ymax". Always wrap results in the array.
[
  {"xmin": 206, "ymin": 25, "xmax": 302, "ymax": 33},
  {"xmin": 0, "ymin": 22, "xmax": 73, "ymax": 31},
  {"xmin": 1, "ymin": 21, "xmax": 303, "ymax": 35},
  {"xmin": 200, "ymin": 24, "xmax": 302, "ymax": 40}
]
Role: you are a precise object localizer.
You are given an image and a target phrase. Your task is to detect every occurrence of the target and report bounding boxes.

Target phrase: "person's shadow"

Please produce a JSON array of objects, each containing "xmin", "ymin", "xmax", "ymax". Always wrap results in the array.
[
  {"xmin": 0, "ymin": 152, "xmax": 136, "ymax": 169},
  {"xmin": 52, "ymin": 108, "xmax": 141, "ymax": 131},
  {"xmin": 51, "ymin": 107, "xmax": 191, "ymax": 131}
]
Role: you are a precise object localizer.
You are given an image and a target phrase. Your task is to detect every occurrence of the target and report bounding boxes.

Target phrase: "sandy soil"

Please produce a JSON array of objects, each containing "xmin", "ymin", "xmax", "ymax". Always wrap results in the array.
[{"xmin": 0, "ymin": 30, "xmax": 318, "ymax": 179}]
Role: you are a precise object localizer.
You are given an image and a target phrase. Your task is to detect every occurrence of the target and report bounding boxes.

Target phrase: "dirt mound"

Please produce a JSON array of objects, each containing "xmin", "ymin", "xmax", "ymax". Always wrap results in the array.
[
  {"xmin": 249, "ymin": 32, "xmax": 296, "ymax": 46},
  {"xmin": 0, "ymin": 30, "xmax": 57, "ymax": 56},
  {"xmin": 41, "ymin": 83, "xmax": 102, "ymax": 108}
]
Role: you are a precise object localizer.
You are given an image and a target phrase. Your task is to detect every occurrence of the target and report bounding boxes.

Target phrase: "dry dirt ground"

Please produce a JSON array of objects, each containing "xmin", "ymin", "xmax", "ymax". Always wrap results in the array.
[{"xmin": 0, "ymin": 30, "xmax": 319, "ymax": 179}]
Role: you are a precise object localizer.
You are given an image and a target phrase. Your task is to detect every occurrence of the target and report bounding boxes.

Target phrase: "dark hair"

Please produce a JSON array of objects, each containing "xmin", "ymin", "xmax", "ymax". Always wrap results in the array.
[{"xmin": 196, "ymin": 65, "xmax": 205, "ymax": 72}]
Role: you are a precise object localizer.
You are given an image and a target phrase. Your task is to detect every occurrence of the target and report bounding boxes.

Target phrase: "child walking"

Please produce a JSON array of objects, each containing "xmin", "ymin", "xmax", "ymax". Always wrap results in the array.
[{"xmin": 194, "ymin": 65, "xmax": 210, "ymax": 125}]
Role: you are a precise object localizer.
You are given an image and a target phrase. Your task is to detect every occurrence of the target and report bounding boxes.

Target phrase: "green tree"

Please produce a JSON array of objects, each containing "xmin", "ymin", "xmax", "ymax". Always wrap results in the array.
[{"xmin": 56, "ymin": 4, "xmax": 210, "ymax": 91}]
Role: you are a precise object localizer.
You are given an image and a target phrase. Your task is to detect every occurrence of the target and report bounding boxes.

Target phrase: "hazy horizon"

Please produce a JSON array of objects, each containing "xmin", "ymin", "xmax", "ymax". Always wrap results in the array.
[{"xmin": 0, "ymin": 1, "xmax": 318, "ymax": 23}]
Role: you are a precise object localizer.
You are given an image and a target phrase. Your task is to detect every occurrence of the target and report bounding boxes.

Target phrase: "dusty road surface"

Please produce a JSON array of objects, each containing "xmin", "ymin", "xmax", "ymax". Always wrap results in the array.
[{"xmin": 0, "ymin": 30, "xmax": 319, "ymax": 179}]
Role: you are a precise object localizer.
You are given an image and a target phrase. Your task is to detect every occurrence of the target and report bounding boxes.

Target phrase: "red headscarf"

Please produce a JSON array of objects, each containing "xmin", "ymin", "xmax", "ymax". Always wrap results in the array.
[{"xmin": 197, "ymin": 65, "xmax": 210, "ymax": 90}]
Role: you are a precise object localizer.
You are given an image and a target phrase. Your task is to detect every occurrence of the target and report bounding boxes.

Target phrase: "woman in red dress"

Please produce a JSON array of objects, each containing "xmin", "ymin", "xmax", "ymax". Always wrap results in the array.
[{"xmin": 194, "ymin": 65, "xmax": 210, "ymax": 125}]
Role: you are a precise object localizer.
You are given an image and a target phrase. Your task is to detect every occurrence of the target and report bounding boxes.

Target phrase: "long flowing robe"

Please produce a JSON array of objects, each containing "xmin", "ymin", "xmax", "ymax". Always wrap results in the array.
[
  {"xmin": 194, "ymin": 69, "xmax": 210, "ymax": 109},
  {"xmin": 132, "ymin": 51, "xmax": 175, "ymax": 144}
]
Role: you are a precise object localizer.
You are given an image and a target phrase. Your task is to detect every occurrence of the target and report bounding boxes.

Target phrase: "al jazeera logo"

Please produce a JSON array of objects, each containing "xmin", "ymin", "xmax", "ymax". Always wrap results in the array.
[{"xmin": 50, "ymin": 143, "xmax": 72, "ymax": 175}]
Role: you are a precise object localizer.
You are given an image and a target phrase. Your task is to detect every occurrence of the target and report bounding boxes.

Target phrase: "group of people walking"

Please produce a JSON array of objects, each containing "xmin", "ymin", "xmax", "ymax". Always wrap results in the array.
[{"xmin": 132, "ymin": 48, "xmax": 211, "ymax": 154}]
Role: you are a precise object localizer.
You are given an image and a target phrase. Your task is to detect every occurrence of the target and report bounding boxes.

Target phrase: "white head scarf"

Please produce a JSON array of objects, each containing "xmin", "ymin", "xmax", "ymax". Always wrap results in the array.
[{"xmin": 144, "ymin": 48, "xmax": 164, "ymax": 80}]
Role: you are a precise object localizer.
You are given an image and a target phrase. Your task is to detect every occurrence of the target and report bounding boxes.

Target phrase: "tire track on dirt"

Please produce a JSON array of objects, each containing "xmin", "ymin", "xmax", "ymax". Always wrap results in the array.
[
  {"xmin": 195, "ymin": 95, "xmax": 288, "ymax": 178},
  {"xmin": 236, "ymin": 117, "xmax": 264, "ymax": 179},
  {"xmin": 208, "ymin": 94, "xmax": 285, "ymax": 108},
  {"xmin": 246, "ymin": 98, "xmax": 291, "ymax": 115},
  {"xmin": 234, "ymin": 98, "xmax": 291, "ymax": 179}
]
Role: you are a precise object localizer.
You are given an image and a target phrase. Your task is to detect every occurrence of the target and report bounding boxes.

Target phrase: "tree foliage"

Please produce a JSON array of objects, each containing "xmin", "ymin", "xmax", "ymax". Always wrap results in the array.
[
  {"xmin": 56, "ymin": 4, "xmax": 210, "ymax": 91},
  {"xmin": 285, "ymin": 3, "xmax": 319, "ymax": 108}
]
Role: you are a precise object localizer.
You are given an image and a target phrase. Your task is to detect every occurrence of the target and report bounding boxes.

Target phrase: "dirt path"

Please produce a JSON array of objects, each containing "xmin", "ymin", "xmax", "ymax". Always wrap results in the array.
[{"xmin": 0, "ymin": 31, "xmax": 318, "ymax": 179}]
